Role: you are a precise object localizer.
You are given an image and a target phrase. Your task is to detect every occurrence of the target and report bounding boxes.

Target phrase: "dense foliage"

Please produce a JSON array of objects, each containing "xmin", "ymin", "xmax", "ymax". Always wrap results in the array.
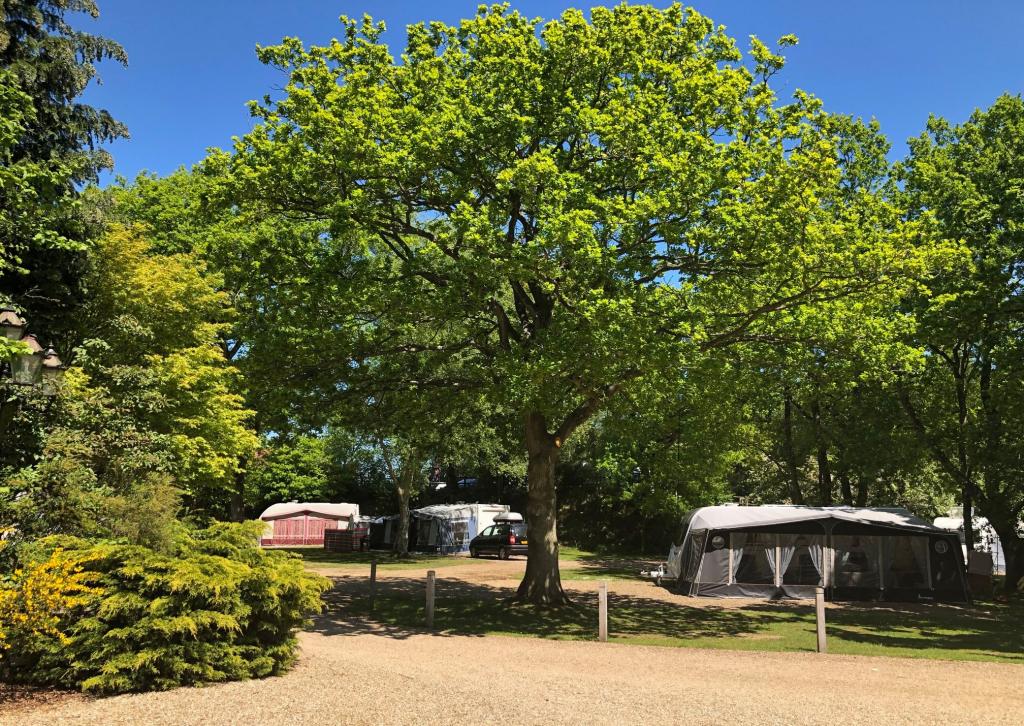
[{"xmin": 1, "ymin": 522, "xmax": 329, "ymax": 694}]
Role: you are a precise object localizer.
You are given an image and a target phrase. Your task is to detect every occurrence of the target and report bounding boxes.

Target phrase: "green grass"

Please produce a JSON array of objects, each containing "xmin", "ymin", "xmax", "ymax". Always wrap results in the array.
[
  {"xmin": 322, "ymin": 589, "xmax": 1024, "ymax": 664},
  {"xmin": 277, "ymin": 548, "xmax": 489, "ymax": 570}
]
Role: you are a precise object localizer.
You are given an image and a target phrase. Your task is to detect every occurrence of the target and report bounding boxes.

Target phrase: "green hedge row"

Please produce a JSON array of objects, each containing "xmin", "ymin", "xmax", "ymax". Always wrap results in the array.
[{"xmin": 3, "ymin": 522, "xmax": 330, "ymax": 694}]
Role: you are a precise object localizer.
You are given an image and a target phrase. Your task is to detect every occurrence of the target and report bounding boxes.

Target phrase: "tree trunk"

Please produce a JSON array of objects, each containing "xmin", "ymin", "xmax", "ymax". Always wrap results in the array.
[
  {"xmin": 515, "ymin": 412, "xmax": 570, "ymax": 606},
  {"xmin": 229, "ymin": 456, "xmax": 247, "ymax": 522},
  {"xmin": 986, "ymin": 516, "xmax": 1023, "ymax": 595},
  {"xmin": 954, "ymin": 356, "xmax": 975, "ymax": 551},
  {"xmin": 855, "ymin": 476, "xmax": 869, "ymax": 507},
  {"xmin": 810, "ymin": 400, "xmax": 833, "ymax": 506},
  {"xmin": 781, "ymin": 391, "xmax": 805, "ymax": 505},
  {"xmin": 1004, "ymin": 538, "xmax": 1024, "ymax": 596},
  {"xmin": 393, "ymin": 467, "xmax": 413, "ymax": 557},
  {"xmin": 838, "ymin": 472, "xmax": 854, "ymax": 507}
]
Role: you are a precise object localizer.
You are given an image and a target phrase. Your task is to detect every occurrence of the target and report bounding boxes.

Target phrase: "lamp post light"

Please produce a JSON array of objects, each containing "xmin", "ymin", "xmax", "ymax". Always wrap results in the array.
[
  {"xmin": 1, "ymin": 306, "xmax": 26, "ymax": 341},
  {"xmin": 1, "ymin": 305, "xmax": 65, "ymax": 434}
]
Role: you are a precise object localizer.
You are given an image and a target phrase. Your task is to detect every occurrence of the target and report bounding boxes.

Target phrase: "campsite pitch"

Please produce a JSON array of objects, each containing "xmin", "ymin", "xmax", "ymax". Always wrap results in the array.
[{"xmin": 311, "ymin": 549, "xmax": 1022, "ymax": 664}]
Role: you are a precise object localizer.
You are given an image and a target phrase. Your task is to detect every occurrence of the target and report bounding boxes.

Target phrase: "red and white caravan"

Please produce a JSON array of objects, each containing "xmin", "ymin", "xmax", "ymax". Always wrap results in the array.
[{"xmin": 258, "ymin": 502, "xmax": 360, "ymax": 546}]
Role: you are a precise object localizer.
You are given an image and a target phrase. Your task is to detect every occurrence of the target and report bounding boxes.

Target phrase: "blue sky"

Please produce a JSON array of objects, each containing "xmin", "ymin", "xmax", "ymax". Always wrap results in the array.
[{"xmin": 80, "ymin": 1, "xmax": 1024, "ymax": 184}]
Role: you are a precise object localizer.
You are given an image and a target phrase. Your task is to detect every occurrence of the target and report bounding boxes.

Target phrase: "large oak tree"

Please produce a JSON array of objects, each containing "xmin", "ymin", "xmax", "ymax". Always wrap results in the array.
[{"xmin": 231, "ymin": 4, "xmax": 943, "ymax": 604}]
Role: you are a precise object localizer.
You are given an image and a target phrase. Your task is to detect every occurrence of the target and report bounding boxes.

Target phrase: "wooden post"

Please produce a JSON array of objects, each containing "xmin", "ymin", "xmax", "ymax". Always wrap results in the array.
[
  {"xmin": 598, "ymin": 581, "xmax": 608, "ymax": 643},
  {"xmin": 369, "ymin": 555, "xmax": 377, "ymax": 612},
  {"xmin": 815, "ymin": 586, "xmax": 827, "ymax": 653},
  {"xmin": 425, "ymin": 570, "xmax": 436, "ymax": 629}
]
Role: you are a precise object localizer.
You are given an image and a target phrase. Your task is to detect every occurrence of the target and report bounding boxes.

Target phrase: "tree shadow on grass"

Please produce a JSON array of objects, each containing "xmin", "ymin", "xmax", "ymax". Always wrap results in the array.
[
  {"xmin": 312, "ymin": 575, "xmax": 794, "ymax": 643},
  {"xmin": 561, "ymin": 552, "xmax": 661, "ymax": 581},
  {"xmin": 312, "ymin": 575, "xmax": 1024, "ymax": 662},
  {"xmin": 817, "ymin": 599, "xmax": 1024, "ymax": 662}
]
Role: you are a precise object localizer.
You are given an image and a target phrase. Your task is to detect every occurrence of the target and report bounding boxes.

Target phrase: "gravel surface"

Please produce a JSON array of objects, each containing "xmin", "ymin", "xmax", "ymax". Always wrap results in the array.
[
  {"xmin": 4, "ymin": 630, "xmax": 1020, "ymax": 726},
  {"xmin": 5, "ymin": 556, "xmax": 1019, "ymax": 725}
]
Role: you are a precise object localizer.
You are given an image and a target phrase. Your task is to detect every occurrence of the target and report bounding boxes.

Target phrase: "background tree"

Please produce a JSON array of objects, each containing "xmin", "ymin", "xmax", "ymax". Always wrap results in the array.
[
  {"xmin": 898, "ymin": 94, "xmax": 1024, "ymax": 592},
  {"xmin": 1, "ymin": 226, "xmax": 258, "ymax": 537},
  {"xmin": 231, "ymin": 4, "xmax": 948, "ymax": 604},
  {"xmin": 0, "ymin": 0, "xmax": 126, "ymax": 345}
]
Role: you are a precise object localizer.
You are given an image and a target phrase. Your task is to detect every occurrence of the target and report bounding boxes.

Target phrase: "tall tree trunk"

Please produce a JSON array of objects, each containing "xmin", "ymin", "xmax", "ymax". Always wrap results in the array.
[
  {"xmin": 954, "ymin": 352, "xmax": 975, "ymax": 551},
  {"xmin": 811, "ymin": 400, "xmax": 833, "ymax": 505},
  {"xmin": 838, "ymin": 472, "xmax": 854, "ymax": 507},
  {"xmin": 229, "ymin": 455, "xmax": 247, "ymax": 522},
  {"xmin": 515, "ymin": 412, "xmax": 569, "ymax": 605},
  {"xmin": 855, "ymin": 476, "xmax": 869, "ymax": 507},
  {"xmin": 781, "ymin": 391, "xmax": 805, "ymax": 505},
  {"xmin": 0, "ymin": 397, "xmax": 18, "ymax": 436},
  {"xmin": 985, "ymin": 515, "xmax": 1023, "ymax": 595},
  {"xmin": 393, "ymin": 460, "xmax": 413, "ymax": 557}
]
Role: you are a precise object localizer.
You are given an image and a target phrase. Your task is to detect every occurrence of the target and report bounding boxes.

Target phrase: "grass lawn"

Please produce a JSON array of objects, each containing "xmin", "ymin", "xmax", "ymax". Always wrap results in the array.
[
  {"xmin": 330, "ymin": 590, "xmax": 1024, "ymax": 664},
  {"xmin": 277, "ymin": 547, "xmax": 489, "ymax": 570}
]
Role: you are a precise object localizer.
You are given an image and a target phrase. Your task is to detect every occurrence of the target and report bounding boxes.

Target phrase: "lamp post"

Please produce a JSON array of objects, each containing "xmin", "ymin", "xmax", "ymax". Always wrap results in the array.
[{"xmin": 1, "ymin": 305, "xmax": 65, "ymax": 433}]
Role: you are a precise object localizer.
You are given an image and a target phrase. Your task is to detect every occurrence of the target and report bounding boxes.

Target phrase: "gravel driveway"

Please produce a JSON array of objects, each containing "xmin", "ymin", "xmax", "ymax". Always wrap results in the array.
[
  {"xmin": 4, "ymin": 556, "xmax": 1021, "ymax": 725},
  {"xmin": 4, "ymin": 628, "xmax": 1021, "ymax": 725}
]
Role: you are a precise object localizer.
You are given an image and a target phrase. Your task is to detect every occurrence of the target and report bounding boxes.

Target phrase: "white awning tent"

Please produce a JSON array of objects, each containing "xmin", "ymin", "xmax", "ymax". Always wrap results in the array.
[
  {"xmin": 411, "ymin": 503, "xmax": 510, "ymax": 554},
  {"xmin": 667, "ymin": 505, "xmax": 967, "ymax": 602},
  {"xmin": 934, "ymin": 515, "xmax": 1008, "ymax": 575}
]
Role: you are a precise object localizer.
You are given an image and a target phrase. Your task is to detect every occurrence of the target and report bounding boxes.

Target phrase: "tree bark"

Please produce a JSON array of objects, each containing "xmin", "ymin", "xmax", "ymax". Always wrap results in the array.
[
  {"xmin": 391, "ymin": 460, "xmax": 415, "ymax": 557},
  {"xmin": 229, "ymin": 455, "xmax": 247, "ymax": 522},
  {"xmin": 515, "ymin": 411, "xmax": 570, "ymax": 606},
  {"xmin": 811, "ymin": 401, "xmax": 833, "ymax": 505},
  {"xmin": 954, "ymin": 351, "xmax": 975, "ymax": 551},
  {"xmin": 838, "ymin": 472, "xmax": 854, "ymax": 507},
  {"xmin": 781, "ymin": 391, "xmax": 805, "ymax": 505},
  {"xmin": 855, "ymin": 476, "xmax": 869, "ymax": 507},
  {"xmin": 394, "ymin": 477, "xmax": 412, "ymax": 556}
]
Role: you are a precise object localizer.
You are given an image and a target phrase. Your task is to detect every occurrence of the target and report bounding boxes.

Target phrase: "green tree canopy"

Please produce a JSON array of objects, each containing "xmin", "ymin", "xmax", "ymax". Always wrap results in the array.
[{"xmin": 230, "ymin": 4, "xmax": 948, "ymax": 603}]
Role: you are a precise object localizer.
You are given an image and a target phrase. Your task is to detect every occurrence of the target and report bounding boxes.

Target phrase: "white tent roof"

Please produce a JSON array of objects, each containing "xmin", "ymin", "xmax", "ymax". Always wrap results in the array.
[
  {"xmin": 259, "ymin": 502, "xmax": 360, "ymax": 521},
  {"xmin": 686, "ymin": 505, "xmax": 944, "ymax": 533},
  {"xmin": 412, "ymin": 503, "xmax": 509, "ymax": 520}
]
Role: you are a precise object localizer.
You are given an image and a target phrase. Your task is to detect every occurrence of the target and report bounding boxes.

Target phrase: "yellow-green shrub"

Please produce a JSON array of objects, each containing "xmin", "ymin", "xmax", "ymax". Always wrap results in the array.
[{"xmin": 2, "ymin": 522, "xmax": 329, "ymax": 693}]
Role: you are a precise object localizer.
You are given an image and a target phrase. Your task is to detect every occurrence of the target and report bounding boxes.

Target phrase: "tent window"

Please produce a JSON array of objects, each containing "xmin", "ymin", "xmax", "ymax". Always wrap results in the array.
[
  {"xmin": 450, "ymin": 519, "xmax": 470, "ymax": 548},
  {"xmin": 833, "ymin": 535, "xmax": 880, "ymax": 589},
  {"xmin": 734, "ymin": 532, "xmax": 774, "ymax": 585},
  {"xmin": 885, "ymin": 536, "xmax": 928, "ymax": 589},
  {"xmin": 782, "ymin": 534, "xmax": 823, "ymax": 586}
]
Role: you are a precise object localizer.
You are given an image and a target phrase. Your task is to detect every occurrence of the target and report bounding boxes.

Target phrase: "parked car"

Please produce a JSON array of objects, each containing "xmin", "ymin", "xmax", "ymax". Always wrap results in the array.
[{"xmin": 469, "ymin": 522, "xmax": 528, "ymax": 559}]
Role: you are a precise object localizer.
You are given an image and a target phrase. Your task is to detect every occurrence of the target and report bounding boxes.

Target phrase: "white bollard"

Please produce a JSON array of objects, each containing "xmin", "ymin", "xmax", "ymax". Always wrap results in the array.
[
  {"xmin": 815, "ymin": 586, "xmax": 827, "ymax": 653},
  {"xmin": 598, "ymin": 581, "xmax": 608, "ymax": 643},
  {"xmin": 369, "ymin": 555, "xmax": 377, "ymax": 612},
  {"xmin": 426, "ymin": 570, "xmax": 436, "ymax": 629}
]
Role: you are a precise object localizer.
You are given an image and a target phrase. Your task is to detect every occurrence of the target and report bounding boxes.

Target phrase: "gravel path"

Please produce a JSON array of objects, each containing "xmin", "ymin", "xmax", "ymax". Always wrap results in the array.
[
  {"xmin": 4, "ymin": 630, "xmax": 1020, "ymax": 726},
  {"xmin": 5, "ymin": 556, "xmax": 1019, "ymax": 724}
]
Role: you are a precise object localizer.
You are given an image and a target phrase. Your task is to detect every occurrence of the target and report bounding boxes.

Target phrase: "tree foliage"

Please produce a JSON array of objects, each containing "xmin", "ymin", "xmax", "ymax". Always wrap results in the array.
[
  {"xmin": 229, "ymin": 3, "xmax": 948, "ymax": 603},
  {"xmin": 897, "ymin": 94, "xmax": 1024, "ymax": 592},
  {"xmin": 0, "ymin": 0, "xmax": 126, "ymax": 340}
]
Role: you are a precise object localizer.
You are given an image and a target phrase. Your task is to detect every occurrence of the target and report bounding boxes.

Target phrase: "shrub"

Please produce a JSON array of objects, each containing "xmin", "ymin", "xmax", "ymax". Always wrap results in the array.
[
  {"xmin": 2, "ymin": 521, "xmax": 330, "ymax": 694},
  {"xmin": 0, "ymin": 545, "xmax": 101, "ymax": 652}
]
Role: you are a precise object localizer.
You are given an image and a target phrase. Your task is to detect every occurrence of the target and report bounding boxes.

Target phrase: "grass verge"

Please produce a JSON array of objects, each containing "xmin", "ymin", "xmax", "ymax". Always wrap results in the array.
[{"xmin": 330, "ymin": 591, "xmax": 1024, "ymax": 664}]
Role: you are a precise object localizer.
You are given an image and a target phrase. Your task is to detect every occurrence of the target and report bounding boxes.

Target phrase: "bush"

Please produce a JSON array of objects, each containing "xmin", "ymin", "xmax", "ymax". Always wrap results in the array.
[
  {"xmin": 0, "ymin": 545, "xmax": 101, "ymax": 652},
  {"xmin": 1, "ymin": 521, "xmax": 330, "ymax": 694}
]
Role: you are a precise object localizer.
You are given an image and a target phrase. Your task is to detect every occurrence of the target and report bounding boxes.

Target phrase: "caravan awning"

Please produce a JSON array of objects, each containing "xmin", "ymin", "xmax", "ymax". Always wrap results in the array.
[{"xmin": 686, "ymin": 505, "xmax": 945, "ymax": 534}]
